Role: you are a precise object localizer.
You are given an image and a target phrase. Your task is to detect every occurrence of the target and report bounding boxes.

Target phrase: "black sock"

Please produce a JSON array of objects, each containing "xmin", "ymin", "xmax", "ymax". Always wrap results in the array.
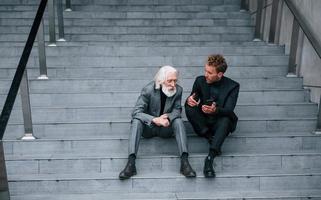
[
  {"xmin": 181, "ymin": 152, "xmax": 188, "ymax": 160},
  {"xmin": 129, "ymin": 154, "xmax": 136, "ymax": 162},
  {"xmin": 208, "ymin": 148, "xmax": 218, "ymax": 159}
]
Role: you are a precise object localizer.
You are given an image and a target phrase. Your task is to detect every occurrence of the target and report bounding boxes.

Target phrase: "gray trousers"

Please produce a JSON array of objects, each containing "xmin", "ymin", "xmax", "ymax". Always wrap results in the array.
[{"xmin": 128, "ymin": 118, "xmax": 188, "ymax": 156}]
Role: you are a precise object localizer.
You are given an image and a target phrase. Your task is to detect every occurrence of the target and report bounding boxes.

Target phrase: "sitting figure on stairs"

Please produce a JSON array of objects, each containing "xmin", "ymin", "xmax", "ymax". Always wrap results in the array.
[
  {"xmin": 185, "ymin": 54, "xmax": 240, "ymax": 178},
  {"xmin": 119, "ymin": 65, "xmax": 196, "ymax": 180}
]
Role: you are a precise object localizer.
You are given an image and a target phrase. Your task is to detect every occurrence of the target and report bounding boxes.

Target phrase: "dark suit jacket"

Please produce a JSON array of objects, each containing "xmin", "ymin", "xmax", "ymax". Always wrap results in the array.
[
  {"xmin": 132, "ymin": 81, "xmax": 183, "ymax": 127},
  {"xmin": 188, "ymin": 76, "xmax": 240, "ymax": 132}
]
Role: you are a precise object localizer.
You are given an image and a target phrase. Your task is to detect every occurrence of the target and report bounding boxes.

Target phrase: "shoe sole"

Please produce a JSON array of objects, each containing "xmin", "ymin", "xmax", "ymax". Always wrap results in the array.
[{"xmin": 119, "ymin": 171, "xmax": 137, "ymax": 180}]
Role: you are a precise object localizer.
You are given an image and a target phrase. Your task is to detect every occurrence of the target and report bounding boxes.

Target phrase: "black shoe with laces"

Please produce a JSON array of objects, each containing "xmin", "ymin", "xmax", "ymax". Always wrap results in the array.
[
  {"xmin": 180, "ymin": 157, "xmax": 196, "ymax": 178},
  {"xmin": 203, "ymin": 156, "xmax": 215, "ymax": 178},
  {"xmin": 119, "ymin": 156, "xmax": 137, "ymax": 180}
]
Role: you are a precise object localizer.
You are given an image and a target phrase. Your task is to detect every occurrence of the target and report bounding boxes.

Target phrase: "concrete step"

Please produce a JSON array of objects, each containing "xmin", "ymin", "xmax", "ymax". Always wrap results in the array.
[
  {"xmin": 0, "ymin": 18, "xmax": 252, "ymax": 27},
  {"xmin": 0, "ymin": 90, "xmax": 310, "ymax": 108},
  {"xmin": 0, "ymin": 11, "xmax": 250, "ymax": 19},
  {"xmin": 0, "ymin": 33, "xmax": 254, "ymax": 42},
  {"xmin": 0, "ymin": 65, "xmax": 289, "ymax": 79},
  {"xmin": 73, "ymin": 4, "xmax": 241, "ymax": 12},
  {"xmin": 0, "ymin": 4, "xmax": 241, "ymax": 12},
  {"xmin": 4, "ymin": 103, "xmax": 317, "ymax": 124},
  {"xmin": 0, "ymin": 77, "xmax": 302, "ymax": 94},
  {"xmin": 4, "ymin": 119, "xmax": 317, "ymax": 140},
  {"xmin": 9, "ymin": 190, "xmax": 321, "ymax": 200},
  {"xmin": 0, "ymin": 55, "xmax": 289, "ymax": 67},
  {"xmin": 0, "ymin": 40, "xmax": 268, "ymax": 47},
  {"xmin": 3, "ymin": 134, "xmax": 321, "ymax": 156},
  {"xmin": 1, "ymin": 26, "xmax": 255, "ymax": 35},
  {"xmin": 0, "ymin": 46, "xmax": 284, "ymax": 57},
  {"xmin": 0, "ymin": 77, "xmax": 301, "ymax": 95},
  {"xmin": 0, "ymin": 78, "xmax": 303, "ymax": 96},
  {"xmin": 0, "ymin": 0, "xmax": 241, "ymax": 6},
  {"xmin": 7, "ymin": 170, "xmax": 321, "ymax": 195},
  {"xmin": 5, "ymin": 152, "xmax": 321, "ymax": 175}
]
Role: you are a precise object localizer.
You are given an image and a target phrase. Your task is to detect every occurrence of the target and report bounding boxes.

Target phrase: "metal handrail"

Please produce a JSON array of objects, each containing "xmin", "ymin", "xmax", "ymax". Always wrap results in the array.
[
  {"xmin": 256, "ymin": 0, "xmax": 321, "ymax": 133},
  {"xmin": 283, "ymin": 0, "xmax": 321, "ymax": 58},
  {"xmin": 0, "ymin": 1, "xmax": 48, "ymax": 198},
  {"xmin": 283, "ymin": 0, "xmax": 321, "ymax": 133},
  {"xmin": 0, "ymin": 0, "xmax": 49, "ymax": 140}
]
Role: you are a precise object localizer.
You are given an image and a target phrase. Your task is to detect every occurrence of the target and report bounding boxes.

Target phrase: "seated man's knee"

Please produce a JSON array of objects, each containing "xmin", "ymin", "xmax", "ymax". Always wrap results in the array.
[
  {"xmin": 131, "ymin": 118, "xmax": 143, "ymax": 126},
  {"xmin": 171, "ymin": 118, "xmax": 184, "ymax": 127},
  {"xmin": 216, "ymin": 117, "xmax": 232, "ymax": 132},
  {"xmin": 218, "ymin": 117, "xmax": 232, "ymax": 125}
]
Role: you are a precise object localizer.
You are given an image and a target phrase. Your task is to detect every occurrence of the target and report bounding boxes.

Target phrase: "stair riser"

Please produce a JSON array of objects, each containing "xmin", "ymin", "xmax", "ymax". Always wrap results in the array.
[
  {"xmin": 4, "ymin": 119, "xmax": 316, "ymax": 139},
  {"xmin": 1, "ymin": 11, "xmax": 249, "ymax": 19},
  {"xmin": 0, "ymin": 5, "xmax": 241, "ymax": 12},
  {"xmin": 0, "ymin": 34, "xmax": 254, "ymax": 42},
  {"xmin": 0, "ymin": 18, "xmax": 252, "ymax": 27},
  {"xmin": 6, "ymin": 155, "xmax": 321, "ymax": 175},
  {"xmin": 0, "ymin": 55, "xmax": 289, "ymax": 68},
  {"xmin": 0, "ymin": 90, "xmax": 308, "ymax": 108},
  {"xmin": 0, "ymin": 46, "xmax": 285, "ymax": 57},
  {"xmin": 0, "ymin": 26, "xmax": 255, "ymax": 35},
  {"xmin": 0, "ymin": 66, "xmax": 288, "ymax": 79},
  {"xmin": 0, "ymin": 78, "xmax": 302, "ymax": 95},
  {"xmin": 8, "ymin": 175, "xmax": 321, "ymax": 195},
  {"xmin": 4, "ymin": 136, "xmax": 321, "ymax": 156},
  {"xmin": 0, "ymin": 0, "xmax": 241, "ymax": 6},
  {"xmin": 5, "ymin": 104, "xmax": 317, "ymax": 124}
]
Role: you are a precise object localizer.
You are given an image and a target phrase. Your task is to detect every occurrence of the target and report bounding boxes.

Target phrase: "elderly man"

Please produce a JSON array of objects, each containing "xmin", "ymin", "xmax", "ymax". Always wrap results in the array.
[
  {"xmin": 185, "ymin": 54, "xmax": 240, "ymax": 178},
  {"xmin": 119, "ymin": 66, "xmax": 196, "ymax": 180}
]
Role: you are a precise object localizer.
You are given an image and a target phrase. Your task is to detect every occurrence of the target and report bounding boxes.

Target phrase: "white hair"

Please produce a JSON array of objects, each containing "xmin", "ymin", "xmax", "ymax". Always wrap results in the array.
[{"xmin": 154, "ymin": 65, "xmax": 178, "ymax": 89}]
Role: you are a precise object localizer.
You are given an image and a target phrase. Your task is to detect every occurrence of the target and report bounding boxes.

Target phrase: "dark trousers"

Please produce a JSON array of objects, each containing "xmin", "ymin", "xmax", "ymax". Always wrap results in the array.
[{"xmin": 185, "ymin": 105, "xmax": 232, "ymax": 154}]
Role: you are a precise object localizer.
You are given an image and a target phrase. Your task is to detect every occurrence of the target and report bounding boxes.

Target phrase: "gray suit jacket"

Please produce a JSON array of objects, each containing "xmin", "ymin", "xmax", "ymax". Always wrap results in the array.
[{"xmin": 132, "ymin": 81, "xmax": 183, "ymax": 127}]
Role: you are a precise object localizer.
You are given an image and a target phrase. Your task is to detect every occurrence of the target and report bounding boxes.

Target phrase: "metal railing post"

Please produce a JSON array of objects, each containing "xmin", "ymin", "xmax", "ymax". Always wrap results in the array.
[
  {"xmin": 48, "ymin": 0, "xmax": 56, "ymax": 46},
  {"xmin": 0, "ymin": 141, "xmax": 10, "ymax": 200},
  {"xmin": 240, "ymin": 0, "xmax": 248, "ymax": 12},
  {"xmin": 315, "ymin": 95, "xmax": 321, "ymax": 134},
  {"xmin": 65, "ymin": 0, "xmax": 72, "ymax": 11},
  {"xmin": 287, "ymin": 18, "xmax": 300, "ymax": 77},
  {"xmin": 57, "ymin": 0, "xmax": 66, "ymax": 41},
  {"xmin": 254, "ymin": 0, "xmax": 263, "ymax": 41},
  {"xmin": 37, "ymin": 18, "xmax": 48, "ymax": 79},
  {"xmin": 268, "ymin": 0, "xmax": 279, "ymax": 43},
  {"xmin": 20, "ymin": 71, "xmax": 36, "ymax": 140}
]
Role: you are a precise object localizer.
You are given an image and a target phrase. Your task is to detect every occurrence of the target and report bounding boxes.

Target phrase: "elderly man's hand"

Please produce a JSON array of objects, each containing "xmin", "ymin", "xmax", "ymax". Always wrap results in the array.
[
  {"xmin": 187, "ymin": 93, "xmax": 200, "ymax": 107},
  {"xmin": 152, "ymin": 114, "xmax": 170, "ymax": 127}
]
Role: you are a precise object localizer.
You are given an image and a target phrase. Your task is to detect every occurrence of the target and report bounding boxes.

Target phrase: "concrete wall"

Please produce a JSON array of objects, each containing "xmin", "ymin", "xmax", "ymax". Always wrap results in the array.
[{"xmin": 248, "ymin": 0, "xmax": 321, "ymax": 103}]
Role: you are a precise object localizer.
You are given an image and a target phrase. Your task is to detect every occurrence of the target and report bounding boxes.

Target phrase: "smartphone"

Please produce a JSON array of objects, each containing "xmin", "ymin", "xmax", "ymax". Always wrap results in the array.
[{"xmin": 205, "ymin": 99, "xmax": 214, "ymax": 106}]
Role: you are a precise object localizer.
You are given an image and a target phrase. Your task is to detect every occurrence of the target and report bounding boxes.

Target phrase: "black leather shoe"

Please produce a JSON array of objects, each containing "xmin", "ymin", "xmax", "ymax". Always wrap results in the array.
[
  {"xmin": 119, "ymin": 160, "xmax": 137, "ymax": 180},
  {"xmin": 180, "ymin": 158, "xmax": 196, "ymax": 178},
  {"xmin": 203, "ymin": 156, "xmax": 215, "ymax": 178}
]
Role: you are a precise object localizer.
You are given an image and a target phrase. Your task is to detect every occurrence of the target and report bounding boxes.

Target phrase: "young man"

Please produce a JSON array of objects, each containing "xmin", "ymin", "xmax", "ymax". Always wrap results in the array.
[
  {"xmin": 185, "ymin": 54, "xmax": 240, "ymax": 178},
  {"xmin": 119, "ymin": 66, "xmax": 196, "ymax": 180}
]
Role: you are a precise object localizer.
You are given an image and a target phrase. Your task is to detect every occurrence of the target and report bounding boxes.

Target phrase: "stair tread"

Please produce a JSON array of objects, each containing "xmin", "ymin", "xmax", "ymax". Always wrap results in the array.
[
  {"xmin": 3, "ymin": 131, "xmax": 320, "ymax": 142},
  {"xmin": 10, "ymin": 190, "xmax": 321, "ymax": 200},
  {"xmin": 8, "ymin": 169, "xmax": 321, "ymax": 181},
  {"xmin": 5, "ymin": 150, "xmax": 321, "ymax": 161}
]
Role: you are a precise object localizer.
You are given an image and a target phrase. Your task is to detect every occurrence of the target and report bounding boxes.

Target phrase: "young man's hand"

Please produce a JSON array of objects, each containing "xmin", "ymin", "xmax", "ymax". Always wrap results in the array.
[
  {"xmin": 187, "ymin": 93, "xmax": 200, "ymax": 107},
  {"xmin": 201, "ymin": 102, "xmax": 217, "ymax": 114}
]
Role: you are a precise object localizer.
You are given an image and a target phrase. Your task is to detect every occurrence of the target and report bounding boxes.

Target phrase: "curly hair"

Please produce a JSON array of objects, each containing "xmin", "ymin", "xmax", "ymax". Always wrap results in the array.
[{"xmin": 207, "ymin": 54, "xmax": 227, "ymax": 73}]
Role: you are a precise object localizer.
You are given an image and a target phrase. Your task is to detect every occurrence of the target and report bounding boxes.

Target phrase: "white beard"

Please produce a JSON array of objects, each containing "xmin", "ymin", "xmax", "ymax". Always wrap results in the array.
[{"xmin": 162, "ymin": 86, "xmax": 176, "ymax": 97}]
